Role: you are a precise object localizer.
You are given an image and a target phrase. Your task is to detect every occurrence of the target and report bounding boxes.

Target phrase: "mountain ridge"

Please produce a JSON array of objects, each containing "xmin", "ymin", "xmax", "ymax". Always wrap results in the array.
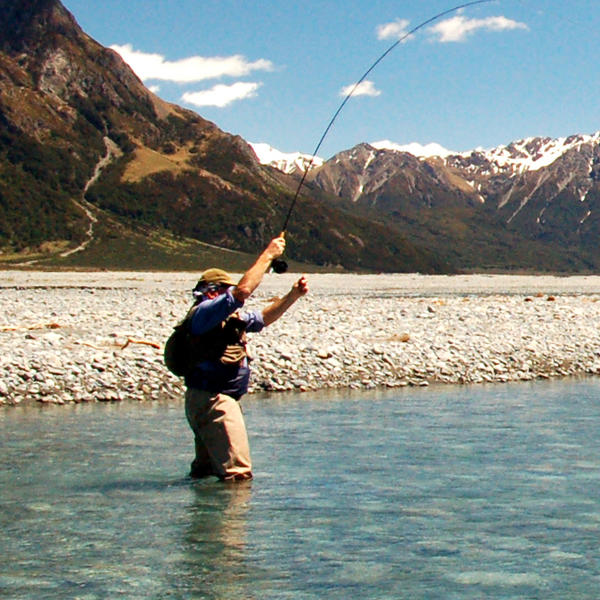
[
  {"xmin": 252, "ymin": 131, "xmax": 600, "ymax": 180},
  {"xmin": 314, "ymin": 135, "xmax": 600, "ymax": 271},
  {"xmin": 251, "ymin": 127, "xmax": 600, "ymax": 272}
]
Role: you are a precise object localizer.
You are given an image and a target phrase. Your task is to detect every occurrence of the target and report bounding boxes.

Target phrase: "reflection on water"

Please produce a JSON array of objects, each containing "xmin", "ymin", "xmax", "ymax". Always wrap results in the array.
[
  {"xmin": 1, "ymin": 379, "xmax": 600, "ymax": 599},
  {"xmin": 175, "ymin": 481, "xmax": 254, "ymax": 599}
]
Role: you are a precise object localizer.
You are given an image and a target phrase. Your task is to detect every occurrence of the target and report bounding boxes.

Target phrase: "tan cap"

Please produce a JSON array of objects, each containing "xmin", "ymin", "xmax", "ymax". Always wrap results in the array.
[{"xmin": 197, "ymin": 268, "xmax": 236, "ymax": 286}]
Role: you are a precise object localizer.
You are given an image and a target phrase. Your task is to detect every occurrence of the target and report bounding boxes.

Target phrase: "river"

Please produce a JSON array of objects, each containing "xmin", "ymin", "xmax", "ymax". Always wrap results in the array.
[{"xmin": 1, "ymin": 378, "xmax": 599, "ymax": 599}]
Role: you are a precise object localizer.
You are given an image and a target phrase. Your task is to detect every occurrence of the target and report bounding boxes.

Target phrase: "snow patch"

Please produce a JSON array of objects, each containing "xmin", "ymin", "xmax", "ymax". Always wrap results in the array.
[
  {"xmin": 469, "ymin": 132, "xmax": 600, "ymax": 173},
  {"xmin": 249, "ymin": 142, "xmax": 323, "ymax": 174},
  {"xmin": 252, "ymin": 130, "xmax": 600, "ymax": 179}
]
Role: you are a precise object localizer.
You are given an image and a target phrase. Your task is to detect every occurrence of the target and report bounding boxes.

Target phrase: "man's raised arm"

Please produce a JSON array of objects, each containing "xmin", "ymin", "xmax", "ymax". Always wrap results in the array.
[{"xmin": 232, "ymin": 234, "xmax": 286, "ymax": 303}]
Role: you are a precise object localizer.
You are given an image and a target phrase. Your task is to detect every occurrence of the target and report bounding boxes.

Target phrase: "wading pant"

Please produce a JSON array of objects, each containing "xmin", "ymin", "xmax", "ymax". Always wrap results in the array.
[{"xmin": 184, "ymin": 388, "xmax": 253, "ymax": 481}]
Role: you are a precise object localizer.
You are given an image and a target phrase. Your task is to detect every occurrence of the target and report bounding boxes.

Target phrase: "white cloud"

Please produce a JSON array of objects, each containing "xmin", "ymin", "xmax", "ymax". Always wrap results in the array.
[
  {"xmin": 376, "ymin": 18, "xmax": 411, "ymax": 41},
  {"xmin": 110, "ymin": 43, "xmax": 274, "ymax": 82},
  {"xmin": 182, "ymin": 82, "xmax": 262, "ymax": 108},
  {"xmin": 427, "ymin": 15, "xmax": 528, "ymax": 43},
  {"xmin": 148, "ymin": 85, "xmax": 160, "ymax": 94},
  {"xmin": 340, "ymin": 80, "xmax": 381, "ymax": 98}
]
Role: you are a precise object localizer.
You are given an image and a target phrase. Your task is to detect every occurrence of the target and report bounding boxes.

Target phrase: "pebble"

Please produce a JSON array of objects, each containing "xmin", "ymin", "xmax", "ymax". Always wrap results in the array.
[{"xmin": 2, "ymin": 271, "xmax": 600, "ymax": 405}]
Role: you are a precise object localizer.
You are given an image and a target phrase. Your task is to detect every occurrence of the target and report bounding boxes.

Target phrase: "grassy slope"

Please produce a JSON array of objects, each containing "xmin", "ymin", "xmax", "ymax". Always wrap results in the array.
[{"xmin": 0, "ymin": 203, "xmax": 326, "ymax": 272}]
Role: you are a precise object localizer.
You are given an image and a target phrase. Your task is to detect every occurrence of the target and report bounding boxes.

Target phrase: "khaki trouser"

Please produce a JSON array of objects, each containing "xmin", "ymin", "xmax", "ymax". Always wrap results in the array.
[{"xmin": 184, "ymin": 388, "xmax": 253, "ymax": 481}]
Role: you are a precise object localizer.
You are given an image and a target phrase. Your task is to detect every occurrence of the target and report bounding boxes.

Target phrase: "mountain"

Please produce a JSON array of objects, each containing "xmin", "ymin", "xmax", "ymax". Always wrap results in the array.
[
  {"xmin": 260, "ymin": 135, "xmax": 600, "ymax": 272},
  {"xmin": 3, "ymin": 0, "xmax": 598, "ymax": 274},
  {"xmin": 0, "ymin": 0, "xmax": 445, "ymax": 273}
]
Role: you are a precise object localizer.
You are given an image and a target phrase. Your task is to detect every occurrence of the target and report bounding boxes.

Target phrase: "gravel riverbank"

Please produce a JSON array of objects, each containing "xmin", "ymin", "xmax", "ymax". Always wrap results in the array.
[{"xmin": 2, "ymin": 271, "xmax": 600, "ymax": 406}]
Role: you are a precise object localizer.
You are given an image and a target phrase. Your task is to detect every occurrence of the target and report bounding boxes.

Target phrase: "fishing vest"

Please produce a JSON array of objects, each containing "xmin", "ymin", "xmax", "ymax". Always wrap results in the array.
[
  {"xmin": 164, "ymin": 307, "xmax": 249, "ymax": 378},
  {"xmin": 187, "ymin": 309, "xmax": 248, "ymax": 366}
]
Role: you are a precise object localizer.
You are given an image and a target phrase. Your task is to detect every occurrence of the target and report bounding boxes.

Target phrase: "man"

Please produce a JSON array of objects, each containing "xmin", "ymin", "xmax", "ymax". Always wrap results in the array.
[{"xmin": 184, "ymin": 234, "xmax": 308, "ymax": 482}]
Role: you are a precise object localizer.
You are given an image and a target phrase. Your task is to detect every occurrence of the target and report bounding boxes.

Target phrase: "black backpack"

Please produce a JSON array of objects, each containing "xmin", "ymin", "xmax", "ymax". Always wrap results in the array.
[{"xmin": 163, "ymin": 310, "xmax": 196, "ymax": 377}]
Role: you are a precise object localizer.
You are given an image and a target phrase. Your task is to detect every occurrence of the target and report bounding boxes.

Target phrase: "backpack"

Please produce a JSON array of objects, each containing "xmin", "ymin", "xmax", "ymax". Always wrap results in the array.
[
  {"xmin": 164, "ymin": 303, "xmax": 202, "ymax": 377},
  {"xmin": 163, "ymin": 317, "xmax": 195, "ymax": 377}
]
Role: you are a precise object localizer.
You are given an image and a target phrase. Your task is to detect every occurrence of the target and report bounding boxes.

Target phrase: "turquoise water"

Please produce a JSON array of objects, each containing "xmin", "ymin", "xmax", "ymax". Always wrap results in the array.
[{"xmin": 1, "ymin": 379, "xmax": 600, "ymax": 599}]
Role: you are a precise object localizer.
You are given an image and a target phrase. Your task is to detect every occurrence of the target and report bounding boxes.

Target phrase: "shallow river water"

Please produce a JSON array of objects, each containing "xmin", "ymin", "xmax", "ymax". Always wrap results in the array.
[{"xmin": 1, "ymin": 379, "xmax": 600, "ymax": 599}]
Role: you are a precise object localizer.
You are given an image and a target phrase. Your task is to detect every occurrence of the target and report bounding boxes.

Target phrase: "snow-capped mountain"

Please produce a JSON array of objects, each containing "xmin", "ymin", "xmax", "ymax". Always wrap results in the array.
[
  {"xmin": 255, "ymin": 132, "xmax": 600, "ymax": 178},
  {"xmin": 251, "ymin": 130, "xmax": 600, "ymax": 271},
  {"xmin": 249, "ymin": 142, "xmax": 323, "ymax": 175},
  {"xmin": 12, "ymin": 0, "xmax": 600, "ymax": 273},
  {"xmin": 302, "ymin": 132, "xmax": 600, "ymax": 272},
  {"xmin": 251, "ymin": 139, "xmax": 456, "ymax": 172},
  {"xmin": 456, "ymin": 132, "xmax": 600, "ymax": 175}
]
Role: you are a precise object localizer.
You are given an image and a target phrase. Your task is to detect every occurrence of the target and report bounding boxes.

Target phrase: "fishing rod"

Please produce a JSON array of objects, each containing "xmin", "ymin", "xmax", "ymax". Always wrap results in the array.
[{"xmin": 270, "ymin": 0, "xmax": 497, "ymax": 274}]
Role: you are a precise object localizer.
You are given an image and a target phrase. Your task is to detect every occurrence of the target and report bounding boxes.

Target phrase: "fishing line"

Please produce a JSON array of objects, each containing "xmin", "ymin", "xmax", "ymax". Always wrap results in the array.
[{"xmin": 271, "ymin": 0, "xmax": 498, "ymax": 273}]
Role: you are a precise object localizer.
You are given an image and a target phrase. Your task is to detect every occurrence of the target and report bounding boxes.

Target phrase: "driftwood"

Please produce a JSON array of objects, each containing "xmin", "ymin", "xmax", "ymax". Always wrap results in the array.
[{"xmin": 120, "ymin": 338, "xmax": 161, "ymax": 350}]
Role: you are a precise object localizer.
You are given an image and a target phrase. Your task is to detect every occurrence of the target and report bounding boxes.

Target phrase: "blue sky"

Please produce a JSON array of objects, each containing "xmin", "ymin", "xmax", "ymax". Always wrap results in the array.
[{"xmin": 62, "ymin": 0, "xmax": 600, "ymax": 159}]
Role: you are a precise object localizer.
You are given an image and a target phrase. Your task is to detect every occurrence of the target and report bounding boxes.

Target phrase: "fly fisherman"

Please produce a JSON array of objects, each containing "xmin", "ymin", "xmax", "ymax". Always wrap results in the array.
[{"xmin": 184, "ymin": 234, "xmax": 308, "ymax": 482}]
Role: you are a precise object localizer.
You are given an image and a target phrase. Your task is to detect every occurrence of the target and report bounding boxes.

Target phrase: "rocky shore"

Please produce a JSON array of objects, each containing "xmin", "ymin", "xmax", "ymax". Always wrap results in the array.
[{"xmin": 2, "ymin": 271, "xmax": 600, "ymax": 406}]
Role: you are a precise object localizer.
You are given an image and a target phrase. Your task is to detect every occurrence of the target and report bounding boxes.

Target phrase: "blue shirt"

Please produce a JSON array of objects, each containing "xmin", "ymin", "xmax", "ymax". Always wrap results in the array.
[{"xmin": 185, "ymin": 288, "xmax": 264, "ymax": 398}]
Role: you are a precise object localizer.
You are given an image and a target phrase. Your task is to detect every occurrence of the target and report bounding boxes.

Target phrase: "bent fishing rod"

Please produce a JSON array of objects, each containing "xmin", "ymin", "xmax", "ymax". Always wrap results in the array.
[{"xmin": 270, "ymin": 0, "xmax": 497, "ymax": 273}]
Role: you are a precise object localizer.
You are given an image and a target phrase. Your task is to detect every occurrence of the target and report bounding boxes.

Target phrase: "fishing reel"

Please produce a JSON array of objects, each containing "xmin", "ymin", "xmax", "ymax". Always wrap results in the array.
[{"xmin": 271, "ymin": 258, "xmax": 288, "ymax": 274}]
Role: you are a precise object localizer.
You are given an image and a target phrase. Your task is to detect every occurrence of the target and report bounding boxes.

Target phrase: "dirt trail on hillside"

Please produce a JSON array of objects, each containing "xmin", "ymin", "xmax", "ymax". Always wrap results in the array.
[{"xmin": 60, "ymin": 137, "xmax": 122, "ymax": 258}]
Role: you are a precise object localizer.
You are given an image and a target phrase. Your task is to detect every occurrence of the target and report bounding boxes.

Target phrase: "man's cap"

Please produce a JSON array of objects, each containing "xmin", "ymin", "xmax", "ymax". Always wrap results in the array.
[{"xmin": 196, "ymin": 268, "xmax": 236, "ymax": 287}]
